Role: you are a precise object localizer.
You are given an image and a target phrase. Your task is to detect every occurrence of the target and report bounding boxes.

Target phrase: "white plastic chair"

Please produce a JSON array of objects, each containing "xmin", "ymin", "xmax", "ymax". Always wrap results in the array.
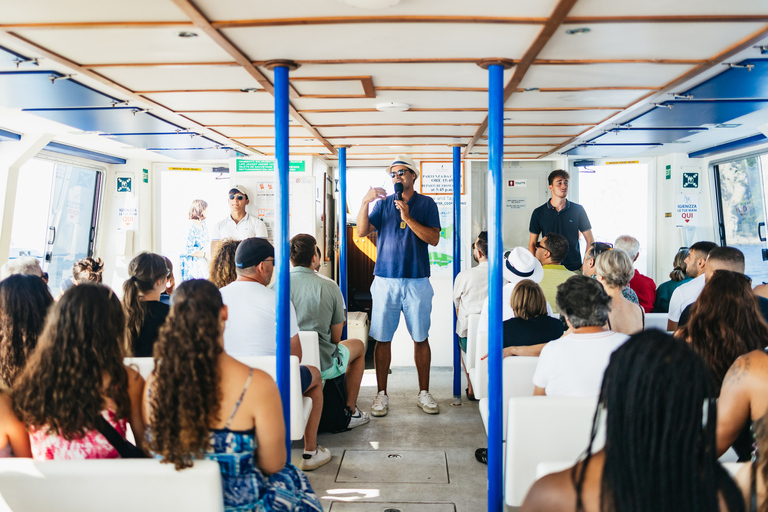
[
  {"xmin": 644, "ymin": 312, "xmax": 669, "ymax": 331},
  {"xmin": 463, "ymin": 313, "xmax": 481, "ymax": 374},
  {"xmin": 479, "ymin": 356, "xmax": 539, "ymax": 438},
  {"xmin": 470, "ymin": 330, "xmax": 489, "ymax": 399},
  {"xmin": 0, "ymin": 458, "xmax": 224, "ymax": 512},
  {"xmin": 298, "ymin": 330, "xmax": 321, "ymax": 370},
  {"xmin": 124, "ymin": 357, "xmax": 154, "ymax": 380},
  {"xmin": 505, "ymin": 396, "xmax": 603, "ymax": 507}
]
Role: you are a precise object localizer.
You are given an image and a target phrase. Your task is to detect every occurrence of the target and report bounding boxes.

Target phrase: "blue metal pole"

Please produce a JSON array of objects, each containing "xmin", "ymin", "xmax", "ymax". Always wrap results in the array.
[
  {"xmin": 274, "ymin": 64, "xmax": 291, "ymax": 459},
  {"xmin": 339, "ymin": 146, "xmax": 348, "ymax": 340},
  {"xmin": 452, "ymin": 146, "xmax": 462, "ymax": 401},
  {"xmin": 487, "ymin": 62, "xmax": 505, "ymax": 512}
]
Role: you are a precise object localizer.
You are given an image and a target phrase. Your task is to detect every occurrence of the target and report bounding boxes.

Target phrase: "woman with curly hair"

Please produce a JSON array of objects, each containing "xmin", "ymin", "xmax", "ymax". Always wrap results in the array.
[
  {"xmin": 209, "ymin": 238, "xmax": 241, "ymax": 289},
  {"xmin": 0, "ymin": 274, "xmax": 54, "ymax": 389},
  {"xmin": 123, "ymin": 252, "xmax": 170, "ymax": 357},
  {"xmin": 12, "ymin": 284, "xmax": 145, "ymax": 459},
  {"xmin": 144, "ymin": 279, "xmax": 322, "ymax": 512},
  {"xmin": 72, "ymin": 256, "xmax": 104, "ymax": 284},
  {"xmin": 522, "ymin": 331, "xmax": 745, "ymax": 512}
]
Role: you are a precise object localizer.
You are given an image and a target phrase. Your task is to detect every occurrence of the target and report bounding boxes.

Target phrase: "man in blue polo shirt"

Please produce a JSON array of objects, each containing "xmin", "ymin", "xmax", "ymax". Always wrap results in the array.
[
  {"xmin": 528, "ymin": 169, "xmax": 594, "ymax": 272},
  {"xmin": 356, "ymin": 155, "xmax": 441, "ymax": 417}
]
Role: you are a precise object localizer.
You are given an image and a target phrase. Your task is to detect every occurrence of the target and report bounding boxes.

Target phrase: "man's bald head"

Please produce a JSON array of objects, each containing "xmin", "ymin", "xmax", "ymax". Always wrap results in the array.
[{"xmin": 704, "ymin": 246, "xmax": 745, "ymax": 281}]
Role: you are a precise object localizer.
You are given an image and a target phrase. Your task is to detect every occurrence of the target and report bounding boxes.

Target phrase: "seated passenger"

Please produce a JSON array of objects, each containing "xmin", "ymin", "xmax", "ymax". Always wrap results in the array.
[
  {"xmin": 144, "ymin": 280, "xmax": 323, "ymax": 512},
  {"xmin": 614, "ymin": 234, "xmax": 656, "ymax": 313},
  {"xmin": 13, "ymin": 284, "xmax": 145, "ymax": 459},
  {"xmin": 594, "ymin": 249, "xmax": 644, "ymax": 335},
  {"xmin": 532, "ymin": 275, "xmax": 628, "ymax": 397},
  {"xmin": 0, "ymin": 256, "xmax": 45, "ymax": 282},
  {"xmin": 73, "ymin": 256, "xmax": 104, "ymax": 284},
  {"xmin": 653, "ymin": 248, "xmax": 692, "ymax": 313},
  {"xmin": 522, "ymin": 331, "xmax": 746, "ymax": 512},
  {"xmin": 122, "ymin": 252, "xmax": 170, "ymax": 357},
  {"xmin": 533, "ymin": 232, "xmax": 575, "ymax": 315},
  {"xmin": 0, "ymin": 391, "xmax": 31, "ymax": 458},
  {"xmin": 288, "ymin": 234, "xmax": 369, "ymax": 430},
  {"xmin": 581, "ymin": 242, "xmax": 640, "ymax": 305},
  {"xmin": 159, "ymin": 256, "xmax": 175, "ymax": 306},
  {"xmin": 502, "ymin": 279, "xmax": 565, "ymax": 358},
  {"xmin": 676, "ymin": 270, "xmax": 768, "ymax": 461},
  {"xmin": 735, "ymin": 411, "xmax": 768, "ymax": 510},
  {"xmin": 209, "ymin": 238, "xmax": 241, "ymax": 289},
  {"xmin": 220, "ymin": 238, "xmax": 326, "ymax": 470},
  {"xmin": 0, "ymin": 274, "xmax": 53, "ymax": 389},
  {"xmin": 453, "ymin": 231, "xmax": 488, "ymax": 399},
  {"xmin": 667, "ymin": 240, "xmax": 718, "ymax": 331},
  {"xmin": 717, "ymin": 349, "xmax": 768, "ymax": 459},
  {"xmin": 678, "ymin": 246, "xmax": 768, "ymax": 327}
]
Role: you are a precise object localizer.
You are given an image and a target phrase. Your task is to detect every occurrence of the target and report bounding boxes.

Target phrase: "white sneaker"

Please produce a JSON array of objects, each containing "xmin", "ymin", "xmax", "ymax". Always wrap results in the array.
[
  {"xmin": 300, "ymin": 445, "xmax": 331, "ymax": 471},
  {"xmin": 371, "ymin": 390, "xmax": 388, "ymax": 417},
  {"xmin": 347, "ymin": 406, "xmax": 370, "ymax": 428},
  {"xmin": 417, "ymin": 390, "xmax": 439, "ymax": 414}
]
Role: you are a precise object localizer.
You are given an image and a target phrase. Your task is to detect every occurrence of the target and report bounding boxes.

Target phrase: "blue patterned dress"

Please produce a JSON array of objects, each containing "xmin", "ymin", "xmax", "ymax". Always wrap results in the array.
[
  {"xmin": 204, "ymin": 369, "xmax": 324, "ymax": 512},
  {"xmin": 180, "ymin": 220, "xmax": 209, "ymax": 281}
]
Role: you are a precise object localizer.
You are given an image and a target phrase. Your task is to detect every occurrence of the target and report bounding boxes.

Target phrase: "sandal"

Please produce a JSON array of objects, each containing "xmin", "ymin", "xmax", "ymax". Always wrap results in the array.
[
  {"xmin": 475, "ymin": 448, "xmax": 487, "ymax": 464},
  {"xmin": 466, "ymin": 388, "xmax": 479, "ymax": 402}
]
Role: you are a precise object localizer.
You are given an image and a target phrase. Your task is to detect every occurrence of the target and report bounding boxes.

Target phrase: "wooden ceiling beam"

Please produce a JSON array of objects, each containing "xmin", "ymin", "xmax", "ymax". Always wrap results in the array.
[
  {"xmin": 211, "ymin": 16, "xmax": 547, "ymax": 29},
  {"xmin": 464, "ymin": 0, "xmax": 580, "ymax": 157}
]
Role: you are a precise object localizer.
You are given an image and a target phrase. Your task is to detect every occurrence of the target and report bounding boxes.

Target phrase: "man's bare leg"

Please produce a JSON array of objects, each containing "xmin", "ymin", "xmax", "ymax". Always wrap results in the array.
[
  {"xmin": 374, "ymin": 340, "xmax": 392, "ymax": 393},
  {"xmin": 340, "ymin": 338, "xmax": 365, "ymax": 408},
  {"xmin": 414, "ymin": 338, "xmax": 432, "ymax": 392}
]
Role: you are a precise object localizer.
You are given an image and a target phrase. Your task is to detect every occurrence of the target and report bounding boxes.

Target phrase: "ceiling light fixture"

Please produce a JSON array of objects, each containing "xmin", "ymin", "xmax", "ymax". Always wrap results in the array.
[
  {"xmin": 240, "ymin": 88, "xmax": 259, "ymax": 93},
  {"xmin": 524, "ymin": 87, "xmax": 540, "ymax": 92},
  {"xmin": 176, "ymin": 31, "xmax": 199, "ymax": 39},
  {"xmin": 565, "ymin": 27, "xmax": 591, "ymax": 35},
  {"xmin": 376, "ymin": 102, "xmax": 410, "ymax": 112}
]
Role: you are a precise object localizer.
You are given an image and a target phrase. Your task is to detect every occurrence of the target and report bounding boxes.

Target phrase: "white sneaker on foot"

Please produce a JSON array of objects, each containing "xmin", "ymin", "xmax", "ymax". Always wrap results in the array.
[
  {"xmin": 371, "ymin": 390, "xmax": 388, "ymax": 417},
  {"xmin": 347, "ymin": 406, "xmax": 370, "ymax": 428},
  {"xmin": 300, "ymin": 445, "xmax": 331, "ymax": 471},
  {"xmin": 417, "ymin": 390, "xmax": 439, "ymax": 414}
]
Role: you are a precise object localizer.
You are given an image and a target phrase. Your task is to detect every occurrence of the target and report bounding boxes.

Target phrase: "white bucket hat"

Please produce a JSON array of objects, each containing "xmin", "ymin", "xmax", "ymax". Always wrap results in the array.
[
  {"xmin": 386, "ymin": 155, "xmax": 419, "ymax": 178},
  {"xmin": 502, "ymin": 247, "xmax": 544, "ymax": 287}
]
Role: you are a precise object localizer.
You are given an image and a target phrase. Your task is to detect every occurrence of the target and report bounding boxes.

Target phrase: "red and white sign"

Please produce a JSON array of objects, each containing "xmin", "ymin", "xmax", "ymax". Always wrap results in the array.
[
  {"xmin": 675, "ymin": 193, "xmax": 699, "ymax": 227},
  {"xmin": 507, "ymin": 179, "xmax": 527, "ymax": 188}
]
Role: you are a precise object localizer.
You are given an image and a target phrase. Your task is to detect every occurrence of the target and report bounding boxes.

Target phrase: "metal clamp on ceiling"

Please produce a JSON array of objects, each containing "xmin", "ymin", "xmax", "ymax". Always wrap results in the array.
[{"xmin": 48, "ymin": 74, "xmax": 74, "ymax": 84}]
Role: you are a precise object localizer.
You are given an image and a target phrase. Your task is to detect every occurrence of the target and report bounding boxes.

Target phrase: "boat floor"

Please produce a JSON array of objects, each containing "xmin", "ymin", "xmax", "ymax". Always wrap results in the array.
[{"xmin": 291, "ymin": 366, "xmax": 491, "ymax": 512}]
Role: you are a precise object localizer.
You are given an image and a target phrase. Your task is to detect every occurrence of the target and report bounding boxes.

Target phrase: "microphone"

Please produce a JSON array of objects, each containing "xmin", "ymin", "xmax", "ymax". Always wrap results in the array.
[{"xmin": 394, "ymin": 182, "xmax": 403, "ymax": 202}]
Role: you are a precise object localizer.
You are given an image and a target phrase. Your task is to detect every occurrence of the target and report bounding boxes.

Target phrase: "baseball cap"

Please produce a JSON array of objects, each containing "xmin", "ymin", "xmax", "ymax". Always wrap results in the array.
[
  {"xmin": 229, "ymin": 184, "xmax": 249, "ymax": 198},
  {"xmin": 235, "ymin": 237, "xmax": 274, "ymax": 269},
  {"xmin": 386, "ymin": 155, "xmax": 419, "ymax": 178}
]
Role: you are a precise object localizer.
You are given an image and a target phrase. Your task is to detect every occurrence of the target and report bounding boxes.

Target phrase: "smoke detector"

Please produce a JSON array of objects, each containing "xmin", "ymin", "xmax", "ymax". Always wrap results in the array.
[{"xmin": 376, "ymin": 102, "xmax": 410, "ymax": 112}]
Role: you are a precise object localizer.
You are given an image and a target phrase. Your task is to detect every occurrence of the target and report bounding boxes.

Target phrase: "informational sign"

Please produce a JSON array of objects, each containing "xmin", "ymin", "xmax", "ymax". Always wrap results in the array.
[
  {"xmin": 665, "ymin": 165, "xmax": 672, "ymax": 180},
  {"xmin": 428, "ymin": 195, "xmax": 468, "ymax": 276},
  {"xmin": 235, "ymin": 159, "xmax": 306, "ymax": 173},
  {"xmin": 168, "ymin": 167, "xmax": 201, "ymax": 172},
  {"xmin": 247, "ymin": 177, "xmax": 313, "ymax": 243},
  {"xmin": 507, "ymin": 179, "xmax": 527, "ymax": 188},
  {"xmin": 606, "ymin": 160, "xmax": 639, "ymax": 165},
  {"xmin": 419, "ymin": 161, "xmax": 464, "ymax": 195},
  {"xmin": 142, "ymin": 168, "xmax": 149, "ymax": 183},
  {"xmin": 117, "ymin": 177, "xmax": 132, "ymax": 193},
  {"xmin": 682, "ymin": 172, "xmax": 699, "ymax": 189},
  {"xmin": 505, "ymin": 198, "xmax": 527, "ymax": 210},
  {"xmin": 676, "ymin": 193, "xmax": 699, "ymax": 227}
]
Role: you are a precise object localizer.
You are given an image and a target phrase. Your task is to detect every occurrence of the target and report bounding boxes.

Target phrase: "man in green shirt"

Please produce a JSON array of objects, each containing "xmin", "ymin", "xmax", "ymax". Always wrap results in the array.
[
  {"xmin": 289, "ymin": 234, "xmax": 369, "ymax": 429},
  {"xmin": 534, "ymin": 232, "xmax": 576, "ymax": 315}
]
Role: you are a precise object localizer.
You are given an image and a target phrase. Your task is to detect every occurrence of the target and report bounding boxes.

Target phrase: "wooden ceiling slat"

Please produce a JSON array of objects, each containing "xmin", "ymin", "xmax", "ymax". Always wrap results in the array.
[
  {"xmin": 211, "ymin": 16, "xmax": 548, "ymax": 29},
  {"xmin": 563, "ymin": 15, "xmax": 768, "ymax": 24}
]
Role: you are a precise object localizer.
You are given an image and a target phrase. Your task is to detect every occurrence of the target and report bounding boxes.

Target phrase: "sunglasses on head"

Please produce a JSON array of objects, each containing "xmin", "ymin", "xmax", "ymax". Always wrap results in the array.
[
  {"xmin": 591, "ymin": 242, "xmax": 613, "ymax": 258},
  {"xmin": 229, "ymin": 194, "xmax": 245, "ymax": 201},
  {"xmin": 389, "ymin": 169, "xmax": 409, "ymax": 178}
]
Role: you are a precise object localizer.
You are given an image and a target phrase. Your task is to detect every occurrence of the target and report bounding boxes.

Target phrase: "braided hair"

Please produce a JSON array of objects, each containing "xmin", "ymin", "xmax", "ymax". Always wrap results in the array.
[{"xmin": 573, "ymin": 330, "xmax": 745, "ymax": 512}]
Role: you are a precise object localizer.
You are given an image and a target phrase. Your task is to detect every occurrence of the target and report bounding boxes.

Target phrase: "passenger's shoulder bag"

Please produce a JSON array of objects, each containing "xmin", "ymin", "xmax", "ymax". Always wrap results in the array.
[
  {"xmin": 95, "ymin": 415, "xmax": 146, "ymax": 458},
  {"xmin": 318, "ymin": 374, "xmax": 351, "ymax": 433}
]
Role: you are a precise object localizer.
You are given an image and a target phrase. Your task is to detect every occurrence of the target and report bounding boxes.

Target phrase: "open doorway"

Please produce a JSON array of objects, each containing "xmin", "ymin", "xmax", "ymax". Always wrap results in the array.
[{"xmin": 578, "ymin": 162, "xmax": 651, "ymax": 275}]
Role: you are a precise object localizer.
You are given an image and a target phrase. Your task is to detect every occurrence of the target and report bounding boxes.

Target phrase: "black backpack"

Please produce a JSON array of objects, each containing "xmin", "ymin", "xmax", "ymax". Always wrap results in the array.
[{"xmin": 317, "ymin": 374, "xmax": 352, "ymax": 433}]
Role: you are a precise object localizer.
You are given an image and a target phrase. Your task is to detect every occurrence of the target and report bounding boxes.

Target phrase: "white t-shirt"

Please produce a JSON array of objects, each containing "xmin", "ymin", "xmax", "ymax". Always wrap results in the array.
[
  {"xmin": 210, "ymin": 212, "xmax": 268, "ymax": 241},
  {"xmin": 532, "ymin": 330, "xmax": 628, "ymax": 397},
  {"xmin": 667, "ymin": 274, "xmax": 705, "ymax": 323},
  {"xmin": 477, "ymin": 282, "xmax": 555, "ymax": 335},
  {"xmin": 453, "ymin": 261, "xmax": 488, "ymax": 337},
  {"xmin": 220, "ymin": 281, "xmax": 299, "ymax": 356}
]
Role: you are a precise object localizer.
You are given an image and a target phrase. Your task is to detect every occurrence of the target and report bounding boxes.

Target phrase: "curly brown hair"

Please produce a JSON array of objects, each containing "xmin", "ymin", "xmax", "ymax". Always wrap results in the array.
[
  {"xmin": 123, "ymin": 252, "xmax": 167, "ymax": 355},
  {"xmin": 148, "ymin": 279, "xmax": 223, "ymax": 470},
  {"xmin": 0, "ymin": 274, "xmax": 54, "ymax": 388},
  {"xmin": 12, "ymin": 283, "xmax": 131, "ymax": 440},
  {"xmin": 209, "ymin": 238, "xmax": 241, "ymax": 289},
  {"xmin": 72, "ymin": 257, "xmax": 104, "ymax": 284},
  {"xmin": 678, "ymin": 270, "xmax": 768, "ymax": 390}
]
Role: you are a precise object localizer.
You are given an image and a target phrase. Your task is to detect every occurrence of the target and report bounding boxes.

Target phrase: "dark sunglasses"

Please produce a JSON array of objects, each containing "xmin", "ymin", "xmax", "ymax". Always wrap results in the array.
[
  {"xmin": 535, "ymin": 241, "xmax": 548, "ymax": 252},
  {"xmin": 229, "ymin": 194, "xmax": 245, "ymax": 201},
  {"xmin": 41, "ymin": 272, "xmax": 48, "ymax": 281},
  {"xmin": 389, "ymin": 169, "xmax": 409, "ymax": 178}
]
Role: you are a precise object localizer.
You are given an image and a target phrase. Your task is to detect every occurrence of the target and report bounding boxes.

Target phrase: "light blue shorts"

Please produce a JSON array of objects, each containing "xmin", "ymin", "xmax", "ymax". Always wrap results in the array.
[
  {"xmin": 370, "ymin": 277, "xmax": 433, "ymax": 342},
  {"xmin": 320, "ymin": 343, "xmax": 350, "ymax": 381}
]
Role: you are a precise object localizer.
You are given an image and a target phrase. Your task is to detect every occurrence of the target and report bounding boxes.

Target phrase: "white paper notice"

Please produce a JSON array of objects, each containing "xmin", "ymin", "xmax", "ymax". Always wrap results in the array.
[{"xmin": 505, "ymin": 198, "xmax": 527, "ymax": 210}]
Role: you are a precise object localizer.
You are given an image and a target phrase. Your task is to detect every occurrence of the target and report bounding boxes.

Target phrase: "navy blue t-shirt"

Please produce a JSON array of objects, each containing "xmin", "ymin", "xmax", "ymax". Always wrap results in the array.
[
  {"xmin": 529, "ymin": 199, "xmax": 591, "ymax": 271},
  {"xmin": 369, "ymin": 192, "xmax": 440, "ymax": 278}
]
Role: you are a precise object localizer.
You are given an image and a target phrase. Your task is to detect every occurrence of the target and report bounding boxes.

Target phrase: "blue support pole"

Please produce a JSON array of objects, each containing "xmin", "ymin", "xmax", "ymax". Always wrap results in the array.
[
  {"xmin": 485, "ymin": 60, "xmax": 510, "ymax": 512},
  {"xmin": 452, "ymin": 145, "xmax": 462, "ymax": 402},
  {"xmin": 273, "ymin": 63, "xmax": 292, "ymax": 459},
  {"xmin": 339, "ymin": 146, "xmax": 348, "ymax": 339}
]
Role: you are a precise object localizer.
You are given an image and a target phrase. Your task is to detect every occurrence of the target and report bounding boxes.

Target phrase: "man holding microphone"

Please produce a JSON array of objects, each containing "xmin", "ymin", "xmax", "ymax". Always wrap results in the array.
[{"xmin": 356, "ymin": 155, "xmax": 441, "ymax": 417}]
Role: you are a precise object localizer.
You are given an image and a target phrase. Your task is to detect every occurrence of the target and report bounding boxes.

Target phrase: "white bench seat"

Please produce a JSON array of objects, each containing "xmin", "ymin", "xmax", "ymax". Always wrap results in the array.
[{"xmin": 479, "ymin": 356, "xmax": 539, "ymax": 439}]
